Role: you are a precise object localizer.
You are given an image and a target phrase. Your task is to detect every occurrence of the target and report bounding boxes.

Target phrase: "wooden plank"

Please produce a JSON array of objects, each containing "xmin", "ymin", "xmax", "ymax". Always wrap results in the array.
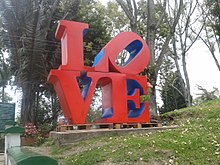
[
  {"xmin": 137, "ymin": 123, "xmax": 142, "ymax": 128},
  {"xmin": 115, "ymin": 124, "xmax": 121, "ymax": 129},
  {"xmin": 56, "ymin": 122, "xmax": 162, "ymax": 131}
]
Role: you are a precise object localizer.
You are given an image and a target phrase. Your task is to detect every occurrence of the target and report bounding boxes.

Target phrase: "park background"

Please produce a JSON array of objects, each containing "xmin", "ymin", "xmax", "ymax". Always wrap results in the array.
[
  {"xmin": 0, "ymin": 0, "xmax": 220, "ymax": 131},
  {"xmin": 0, "ymin": 0, "xmax": 220, "ymax": 164}
]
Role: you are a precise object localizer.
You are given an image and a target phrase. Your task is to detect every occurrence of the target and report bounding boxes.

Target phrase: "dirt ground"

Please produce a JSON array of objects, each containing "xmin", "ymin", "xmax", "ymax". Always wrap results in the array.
[{"xmin": 23, "ymin": 146, "xmax": 67, "ymax": 165}]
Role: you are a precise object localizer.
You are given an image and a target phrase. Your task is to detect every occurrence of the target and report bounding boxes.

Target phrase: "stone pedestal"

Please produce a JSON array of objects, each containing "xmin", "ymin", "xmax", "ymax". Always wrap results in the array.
[{"xmin": 50, "ymin": 126, "xmax": 178, "ymax": 147}]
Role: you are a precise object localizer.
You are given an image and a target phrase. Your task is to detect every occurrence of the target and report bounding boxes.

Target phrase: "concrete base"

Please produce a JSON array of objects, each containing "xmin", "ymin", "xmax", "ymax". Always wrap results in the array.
[
  {"xmin": 0, "ymin": 153, "xmax": 4, "ymax": 164},
  {"xmin": 50, "ymin": 126, "xmax": 178, "ymax": 147}
]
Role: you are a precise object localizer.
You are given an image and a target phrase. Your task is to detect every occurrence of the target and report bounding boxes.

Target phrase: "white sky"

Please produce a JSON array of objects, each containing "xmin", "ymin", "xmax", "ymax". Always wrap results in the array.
[{"xmin": 187, "ymin": 41, "xmax": 220, "ymax": 97}]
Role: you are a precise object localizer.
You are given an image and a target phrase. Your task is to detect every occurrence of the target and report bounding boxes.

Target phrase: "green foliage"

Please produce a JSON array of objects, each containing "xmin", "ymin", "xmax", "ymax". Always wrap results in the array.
[
  {"xmin": 0, "ymin": 0, "xmax": 63, "ymax": 124},
  {"xmin": 42, "ymin": 138, "xmax": 55, "ymax": 147},
  {"xmin": 207, "ymin": 0, "xmax": 220, "ymax": 37},
  {"xmin": 38, "ymin": 123, "xmax": 53, "ymax": 135},
  {"xmin": 86, "ymin": 107, "xmax": 102, "ymax": 123},
  {"xmin": 0, "ymin": 52, "xmax": 12, "ymax": 102},
  {"xmin": 105, "ymin": 1, "xmax": 129, "ymax": 35},
  {"xmin": 159, "ymin": 57, "xmax": 187, "ymax": 114},
  {"xmin": 77, "ymin": 0, "xmax": 111, "ymax": 66},
  {"xmin": 155, "ymin": 3, "xmax": 169, "ymax": 39},
  {"xmin": 0, "ymin": 0, "xmax": 111, "ymax": 126},
  {"xmin": 160, "ymin": 71, "xmax": 187, "ymax": 114},
  {"xmin": 140, "ymin": 88, "xmax": 152, "ymax": 102},
  {"xmin": 193, "ymin": 85, "xmax": 220, "ymax": 105},
  {"xmin": 34, "ymin": 134, "xmax": 47, "ymax": 146}
]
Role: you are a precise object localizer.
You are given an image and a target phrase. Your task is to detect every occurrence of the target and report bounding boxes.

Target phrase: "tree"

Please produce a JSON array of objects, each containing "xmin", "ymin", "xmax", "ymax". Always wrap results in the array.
[
  {"xmin": 116, "ymin": 0, "xmax": 183, "ymax": 117},
  {"xmin": 197, "ymin": 0, "xmax": 220, "ymax": 72},
  {"xmin": 105, "ymin": 1, "xmax": 129, "ymax": 35},
  {"xmin": 0, "ymin": 0, "xmax": 111, "ymax": 126},
  {"xmin": 158, "ymin": 54, "xmax": 187, "ymax": 114},
  {"xmin": 171, "ymin": 0, "xmax": 205, "ymax": 106},
  {"xmin": 206, "ymin": 0, "xmax": 220, "ymax": 39},
  {"xmin": 0, "ymin": 20, "xmax": 12, "ymax": 103},
  {"xmin": 77, "ymin": 0, "xmax": 111, "ymax": 66},
  {"xmin": 116, "ymin": 0, "xmax": 138, "ymax": 33},
  {"xmin": 193, "ymin": 85, "xmax": 219, "ymax": 105},
  {"xmin": 0, "ymin": 54, "xmax": 12, "ymax": 103},
  {"xmin": 0, "ymin": 0, "xmax": 61, "ymax": 124},
  {"xmin": 160, "ymin": 71, "xmax": 187, "ymax": 114}
]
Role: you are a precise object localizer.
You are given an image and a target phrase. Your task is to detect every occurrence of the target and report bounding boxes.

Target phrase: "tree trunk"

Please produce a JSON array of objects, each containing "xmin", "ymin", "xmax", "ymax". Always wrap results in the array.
[
  {"xmin": 173, "ymin": 56, "xmax": 188, "ymax": 100},
  {"xmin": 1, "ymin": 86, "xmax": 5, "ymax": 102},
  {"xmin": 172, "ymin": 37, "xmax": 188, "ymax": 104},
  {"xmin": 21, "ymin": 84, "xmax": 35, "ymax": 124},
  {"xmin": 210, "ymin": 51, "xmax": 220, "ymax": 71},
  {"xmin": 51, "ymin": 94, "xmax": 59, "ymax": 128},
  {"xmin": 147, "ymin": 0, "xmax": 158, "ymax": 117},
  {"xmin": 147, "ymin": 0, "xmax": 156, "ymax": 65},
  {"xmin": 200, "ymin": 26, "xmax": 220, "ymax": 72},
  {"xmin": 34, "ymin": 90, "xmax": 40, "ymax": 125},
  {"xmin": 182, "ymin": 53, "xmax": 192, "ymax": 106},
  {"xmin": 148, "ymin": 85, "xmax": 157, "ymax": 117}
]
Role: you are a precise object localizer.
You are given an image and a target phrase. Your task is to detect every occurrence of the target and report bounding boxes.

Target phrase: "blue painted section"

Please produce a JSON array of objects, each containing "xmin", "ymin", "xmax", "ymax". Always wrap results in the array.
[
  {"xmin": 81, "ymin": 82, "xmax": 91, "ymax": 100},
  {"xmin": 128, "ymin": 102, "xmax": 145, "ymax": 118},
  {"xmin": 92, "ymin": 40, "xmax": 142, "ymax": 68},
  {"xmin": 126, "ymin": 79, "xmax": 145, "ymax": 118},
  {"xmin": 126, "ymin": 79, "xmax": 144, "ymax": 95},
  {"xmin": 77, "ymin": 73, "xmax": 92, "ymax": 100},
  {"xmin": 83, "ymin": 29, "xmax": 88, "ymax": 37},
  {"xmin": 102, "ymin": 107, "xmax": 113, "ymax": 118},
  {"xmin": 92, "ymin": 49, "xmax": 105, "ymax": 67},
  {"xmin": 123, "ymin": 40, "xmax": 143, "ymax": 66}
]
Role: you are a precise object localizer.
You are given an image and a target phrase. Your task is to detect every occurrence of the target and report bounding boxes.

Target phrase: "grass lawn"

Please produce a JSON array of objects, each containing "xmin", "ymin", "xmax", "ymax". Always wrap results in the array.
[{"xmin": 45, "ymin": 99, "xmax": 220, "ymax": 165}]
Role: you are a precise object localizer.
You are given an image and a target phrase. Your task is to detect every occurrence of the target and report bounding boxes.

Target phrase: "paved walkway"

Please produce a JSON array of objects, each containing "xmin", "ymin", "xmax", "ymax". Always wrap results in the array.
[{"xmin": 0, "ymin": 153, "xmax": 4, "ymax": 165}]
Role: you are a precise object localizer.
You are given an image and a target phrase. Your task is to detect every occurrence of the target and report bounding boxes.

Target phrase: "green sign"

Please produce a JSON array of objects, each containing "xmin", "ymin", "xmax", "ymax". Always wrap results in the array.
[{"xmin": 0, "ymin": 102, "xmax": 15, "ymax": 133}]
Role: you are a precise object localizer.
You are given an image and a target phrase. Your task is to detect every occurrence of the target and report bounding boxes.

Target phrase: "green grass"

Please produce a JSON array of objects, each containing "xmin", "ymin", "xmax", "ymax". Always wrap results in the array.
[{"xmin": 50, "ymin": 99, "xmax": 220, "ymax": 165}]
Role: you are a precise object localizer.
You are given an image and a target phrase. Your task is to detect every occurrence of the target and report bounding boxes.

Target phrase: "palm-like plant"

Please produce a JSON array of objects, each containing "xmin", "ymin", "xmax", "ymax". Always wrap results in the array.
[
  {"xmin": 0, "ymin": 53, "xmax": 11, "ymax": 102},
  {"xmin": 0, "ymin": 0, "xmax": 110, "ymax": 126},
  {"xmin": 0, "ymin": 0, "xmax": 59, "ymax": 123}
]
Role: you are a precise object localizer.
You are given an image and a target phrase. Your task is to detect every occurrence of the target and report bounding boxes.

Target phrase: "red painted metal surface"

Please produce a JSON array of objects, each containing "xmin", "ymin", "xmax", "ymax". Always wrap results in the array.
[
  {"xmin": 48, "ymin": 20, "xmax": 151, "ymax": 124},
  {"xmin": 93, "ymin": 32, "xmax": 150, "ymax": 74}
]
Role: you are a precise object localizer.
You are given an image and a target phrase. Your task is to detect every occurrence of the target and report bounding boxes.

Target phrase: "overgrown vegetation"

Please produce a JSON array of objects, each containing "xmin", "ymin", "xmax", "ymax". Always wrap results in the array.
[{"xmin": 38, "ymin": 99, "xmax": 220, "ymax": 165}]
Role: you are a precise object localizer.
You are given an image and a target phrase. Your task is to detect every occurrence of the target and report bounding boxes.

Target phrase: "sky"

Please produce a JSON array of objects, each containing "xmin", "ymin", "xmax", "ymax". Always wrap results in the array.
[{"xmin": 187, "ymin": 41, "xmax": 220, "ymax": 97}]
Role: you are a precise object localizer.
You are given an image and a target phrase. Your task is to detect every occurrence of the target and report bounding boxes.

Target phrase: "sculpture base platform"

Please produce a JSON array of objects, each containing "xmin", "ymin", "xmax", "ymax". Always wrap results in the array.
[
  {"xmin": 56, "ymin": 122, "xmax": 162, "ymax": 132},
  {"xmin": 50, "ymin": 126, "xmax": 178, "ymax": 147}
]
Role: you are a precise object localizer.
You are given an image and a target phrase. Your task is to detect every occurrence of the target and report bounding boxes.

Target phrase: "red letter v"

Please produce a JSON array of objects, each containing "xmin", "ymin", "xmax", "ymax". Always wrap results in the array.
[{"xmin": 48, "ymin": 70, "xmax": 96, "ymax": 124}]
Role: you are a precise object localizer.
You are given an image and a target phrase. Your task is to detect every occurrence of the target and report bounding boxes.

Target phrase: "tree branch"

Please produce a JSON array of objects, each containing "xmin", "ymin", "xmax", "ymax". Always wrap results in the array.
[
  {"xmin": 155, "ymin": 0, "xmax": 183, "ymax": 75},
  {"xmin": 116, "ymin": 0, "xmax": 133, "ymax": 22}
]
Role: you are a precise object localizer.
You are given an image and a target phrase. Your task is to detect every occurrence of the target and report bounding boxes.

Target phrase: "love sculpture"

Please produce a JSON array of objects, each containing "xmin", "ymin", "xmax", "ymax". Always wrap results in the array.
[{"xmin": 48, "ymin": 20, "xmax": 151, "ymax": 124}]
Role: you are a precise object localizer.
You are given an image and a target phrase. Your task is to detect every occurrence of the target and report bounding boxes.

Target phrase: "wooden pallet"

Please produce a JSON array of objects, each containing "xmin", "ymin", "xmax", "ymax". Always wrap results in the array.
[
  {"xmin": 56, "ymin": 123, "xmax": 114, "ymax": 132},
  {"xmin": 56, "ymin": 122, "xmax": 162, "ymax": 132},
  {"xmin": 115, "ymin": 123, "xmax": 162, "ymax": 129}
]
